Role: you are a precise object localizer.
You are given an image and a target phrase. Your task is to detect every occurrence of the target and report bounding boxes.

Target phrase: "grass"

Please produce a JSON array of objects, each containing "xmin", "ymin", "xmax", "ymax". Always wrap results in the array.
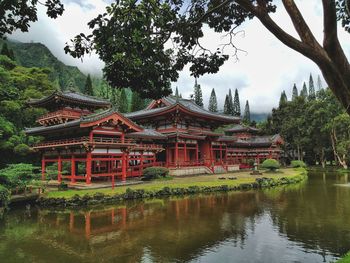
[
  {"xmin": 45, "ymin": 168, "xmax": 306, "ymax": 199},
  {"xmin": 337, "ymin": 252, "xmax": 350, "ymax": 263}
]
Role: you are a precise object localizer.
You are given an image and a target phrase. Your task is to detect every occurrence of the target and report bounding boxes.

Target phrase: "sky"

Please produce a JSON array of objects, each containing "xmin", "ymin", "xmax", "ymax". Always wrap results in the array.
[{"xmin": 9, "ymin": 0, "xmax": 350, "ymax": 113}]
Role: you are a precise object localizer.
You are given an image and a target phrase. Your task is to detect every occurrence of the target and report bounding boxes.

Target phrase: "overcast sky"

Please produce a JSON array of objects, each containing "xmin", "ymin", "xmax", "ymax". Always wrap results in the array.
[{"xmin": 10, "ymin": 0, "xmax": 350, "ymax": 113}]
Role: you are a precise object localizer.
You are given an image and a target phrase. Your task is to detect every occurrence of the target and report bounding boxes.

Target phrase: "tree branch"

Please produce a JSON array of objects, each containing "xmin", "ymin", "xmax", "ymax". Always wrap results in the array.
[{"xmin": 281, "ymin": 0, "xmax": 321, "ymax": 48}]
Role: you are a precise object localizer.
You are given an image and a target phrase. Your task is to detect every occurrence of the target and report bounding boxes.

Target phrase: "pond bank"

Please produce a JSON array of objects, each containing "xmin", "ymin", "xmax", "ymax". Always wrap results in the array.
[
  {"xmin": 38, "ymin": 168, "xmax": 307, "ymax": 208},
  {"xmin": 337, "ymin": 253, "xmax": 350, "ymax": 263}
]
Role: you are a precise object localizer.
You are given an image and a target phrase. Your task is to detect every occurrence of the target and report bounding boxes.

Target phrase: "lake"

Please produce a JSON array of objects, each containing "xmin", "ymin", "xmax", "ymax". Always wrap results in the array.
[{"xmin": 0, "ymin": 170, "xmax": 349, "ymax": 263}]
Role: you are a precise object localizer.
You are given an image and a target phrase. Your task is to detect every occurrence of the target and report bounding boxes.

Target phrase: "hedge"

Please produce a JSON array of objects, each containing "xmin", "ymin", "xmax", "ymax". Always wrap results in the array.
[
  {"xmin": 143, "ymin": 167, "xmax": 170, "ymax": 180},
  {"xmin": 261, "ymin": 159, "xmax": 280, "ymax": 171},
  {"xmin": 291, "ymin": 160, "xmax": 306, "ymax": 168}
]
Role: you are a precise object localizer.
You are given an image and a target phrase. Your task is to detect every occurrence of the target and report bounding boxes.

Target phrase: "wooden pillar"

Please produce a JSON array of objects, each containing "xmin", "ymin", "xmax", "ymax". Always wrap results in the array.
[
  {"xmin": 195, "ymin": 143, "xmax": 199, "ymax": 164},
  {"xmin": 41, "ymin": 155, "xmax": 46, "ymax": 181},
  {"xmin": 86, "ymin": 152, "xmax": 92, "ymax": 184},
  {"xmin": 166, "ymin": 147, "xmax": 169, "ymax": 167},
  {"xmin": 184, "ymin": 142, "xmax": 187, "ymax": 165},
  {"xmin": 122, "ymin": 151, "xmax": 127, "ymax": 182},
  {"xmin": 219, "ymin": 144, "xmax": 223, "ymax": 163},
  {"xmin": 140, "ymin": 151, "xmax": 144, "ymax": 176},
  {"xmin": 71, "ymin": 155, "xmax": 76, "ymax": 184},
  {"xmin": 175, "ymin": 142, "xmax": 179, "ymax": 167},
  {"xmin": 58, "ymin": 154, "xmax": 62, "ymax": 182}
]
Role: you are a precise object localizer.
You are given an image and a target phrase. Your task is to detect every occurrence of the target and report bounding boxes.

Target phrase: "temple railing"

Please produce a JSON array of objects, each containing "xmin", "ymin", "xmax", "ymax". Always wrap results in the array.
[
  {"xmin": 33, "ymin": 136, "xmax": 136, "ymax": 149},
  {"xmin": 37, "ymin": 109, "xmax": 88, "ymax": 125}
]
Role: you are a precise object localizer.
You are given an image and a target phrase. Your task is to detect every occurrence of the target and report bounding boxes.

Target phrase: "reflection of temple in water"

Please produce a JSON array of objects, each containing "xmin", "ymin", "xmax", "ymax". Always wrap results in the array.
[{"xmin": 33, "ymin": 193, "xmax": 262, "ymax": 262}]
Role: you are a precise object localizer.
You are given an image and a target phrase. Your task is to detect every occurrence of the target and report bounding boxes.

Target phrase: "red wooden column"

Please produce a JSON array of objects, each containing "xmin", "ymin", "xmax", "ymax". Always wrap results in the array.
[
  {"xmin": 86, "ymin": 151, "xmax": 92, "ymax": 184},
  {"xmin": 71, "ymin": 155, "xmax": 76, "ymax": 184},
  {"xmin": 219, "ymin": 144, "xmax": 223, "ymax": 163},
  {"xmin": 175, "ymin": 142, "xmax": 179, "ymax": 167},
  {"xmin": 41, "ymin": 155, "xmax": 46, "ymax": 181},
  {"xmin": 140, "ymin": 151, "xmax": 144, "ymax": 176},
  {"xmin": 57, "ymin": 154, "xmax": 62, "ymax": 182},
  {"xmin": 122, "ymin": 152, "xmax": 127, "ymax": 182},
  {"xmin": 184, "ymin": 142, "xmax": 187, "ymax": 165},
  {"xmin": 195, "ymin": 142, "xmax": 199, "ymax": 165}
]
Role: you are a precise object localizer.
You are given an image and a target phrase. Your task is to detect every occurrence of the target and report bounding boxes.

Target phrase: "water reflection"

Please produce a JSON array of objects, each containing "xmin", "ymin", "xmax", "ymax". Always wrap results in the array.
[{"xmin": 0, "ymin": 171, "xmax": 349, "ymax": 263}]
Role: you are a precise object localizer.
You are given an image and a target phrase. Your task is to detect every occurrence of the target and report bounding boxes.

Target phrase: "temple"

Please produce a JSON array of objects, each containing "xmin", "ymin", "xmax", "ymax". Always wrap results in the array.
[{"xmin": 25, "ymin": 90, "xmax": 283, "ymax": 186}]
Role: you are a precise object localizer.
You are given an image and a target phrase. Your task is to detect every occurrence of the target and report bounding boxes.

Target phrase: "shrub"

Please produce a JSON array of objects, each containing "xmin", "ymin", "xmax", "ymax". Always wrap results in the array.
[
  {"xmin": 261, "ymin": 159, "xmax": 280, "ymax": 171},
  {"xmin": 0, "ymin": 163, "xmax": 40, "ymax": 189},
  {"xmin": 143, "ymin": 167, "xmax": 170, "ymax": 180},
  {"xmin": 291, "ymin": 160, "xmax": 306, "ymax": 168},
  {"xmin": 0, "ymin": 185, "xmax": 10, "ymax": 207}
]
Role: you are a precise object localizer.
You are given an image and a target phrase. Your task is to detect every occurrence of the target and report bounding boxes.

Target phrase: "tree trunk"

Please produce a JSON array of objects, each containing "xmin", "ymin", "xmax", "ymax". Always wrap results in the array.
[
  {"xmin": 320, "ymin": 148, "xmax": 326, "ymax": 168},
  {"xmin": 330, "ymin": 129, "xmax": 348, "ymax": 169}
]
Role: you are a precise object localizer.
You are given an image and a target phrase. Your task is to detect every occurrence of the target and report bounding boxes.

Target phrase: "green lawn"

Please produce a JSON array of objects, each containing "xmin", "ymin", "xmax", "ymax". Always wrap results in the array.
[
  {"xmin": 45, "ymin": 168, "xmax": 306, "ymax": 199},
  {"xmin": 337, "ymin": 253, "xmax": 350, "ymax": 263}
]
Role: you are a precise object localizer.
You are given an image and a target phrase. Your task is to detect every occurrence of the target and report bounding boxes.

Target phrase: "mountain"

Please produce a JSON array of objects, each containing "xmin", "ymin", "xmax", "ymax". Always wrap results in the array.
[
  {"xmin": 1, "ymin": 39, "xmax": 87, "ymax": 91},
  {"xmin": 251, "ymin": 113, "xmax": 269, "ymax": 122}
]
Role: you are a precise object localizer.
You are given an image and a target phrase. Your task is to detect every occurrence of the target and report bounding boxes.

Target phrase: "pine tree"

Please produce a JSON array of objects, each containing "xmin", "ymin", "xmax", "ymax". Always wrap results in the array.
[
  {"xmin": 175, "ymin": 86, "xmax": 179, "ymax": 98},
  {"xmin": 233, "ymin": 88, "xmax": 241, "ymax": 117},
  {"xmin": 83, "ymin": 74, "xmax": 94, "ymax": 96},
  {"xmin": 292, "ymin": 84, "xmax": 298, "ymax": 100},
  {"xmin": 300, "ymin": 82, "xmax": 308, "ymax": 98},
  {"xmin": 227, "ymin": 89, "xmax": 234, "ymax": 115},
  {"xmin": 243, "ymin": 100, "xmax": 250, "ymax": 124},
  {"xmin": 208, "ymin": 88, "xmax": 218, "ymax": 112},
  {"xmin": 308, "ymin": 73, "xmax": 316, "ymax": 100},
  {"xmin": 223, "ymin": 95, "xmax": 230, "ymax": 114},
  {"xmin": 130, "ymin": 91, "xmax": 145, "ymax": 111},
  {"xmin": 193, "ymin": 79, "xmax": 203, "ymax": 107},
  {"xmin": 317, "ymin": 75, "xmax": 323, "ymax": 90},
  {"xmin": 110, "ymin": 88, "xmax": 119, "ymax": 107},
  {"xmin": 119, "ymin": 88, "xmax": 128, "ymax": 113},
  {"xmin": 279, "ymin": 90, "xmax": 288, "ymax": 106}
]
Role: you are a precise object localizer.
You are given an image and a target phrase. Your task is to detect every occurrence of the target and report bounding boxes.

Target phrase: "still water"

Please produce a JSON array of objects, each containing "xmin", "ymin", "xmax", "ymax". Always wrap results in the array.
[{"xmin": 1, "ymin": 171, "xmax": 350, "ymax": 263}]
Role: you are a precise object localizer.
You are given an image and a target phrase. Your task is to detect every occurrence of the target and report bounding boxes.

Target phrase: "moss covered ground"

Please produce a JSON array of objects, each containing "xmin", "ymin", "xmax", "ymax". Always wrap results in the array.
[{"xmin": 45, "ymin": 168, "xmax": 306, "ymax": 200}]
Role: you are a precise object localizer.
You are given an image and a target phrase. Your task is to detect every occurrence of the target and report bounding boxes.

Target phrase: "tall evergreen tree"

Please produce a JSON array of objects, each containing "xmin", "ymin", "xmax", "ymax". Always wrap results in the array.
[
  {"xmin": 227, "ymin": 89, "xmax": 234, "ymax": 115},
  {"xmin": 317, "ymin": 75, "xmax": 323, "ymax": 90},
  {"xmin": 223, "ymin": 95, "xmax": 230, "ymax": 114},
  {"xmin": 193, "ymin": 79, "xmax": 203, "ymax": 107},
  {"xmin": 233, "ymin": 88, "xmax": 241, "ymax": 117},
  {"xmin": 292, "ymin": 84, "xmax": 298, "ymax": 100},
  {"xmin": 175, "ymin": 86, "xmax": 179, "ymax": 98},
  {"xmin": 300, "ymin": 82, "xmax": 308, "ymax": 98},
  {"xmin": 308, "ymin": 74, "xmax": 316, "ymax": 100},
  {"xmin": 243, "ymin": 100, "xmax": 250, "ymax": 124},
  {"xmin": 119, "ymin": 88, "xmax": 128, "ymax": 113},
  {"xmin": 83, "ymin": 74, "xmax": 94, "ymax": 96},
  {"xmin": 208, "ymin": 88, "xmax": 218, "ymax": 112},
  {"xmin": 130, "ymin": 91, "xmax": 145, "ymax": 112},
  {"xmin": 110, "ymin": 88, "xmax": 119, "ymax": 107},
  {"xmin": 279, "ymin": 90, "xmax": 288, "ymax": 106}
]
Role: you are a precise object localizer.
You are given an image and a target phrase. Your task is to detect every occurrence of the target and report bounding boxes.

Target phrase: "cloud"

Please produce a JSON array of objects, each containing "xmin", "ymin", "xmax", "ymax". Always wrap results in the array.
[{"xmin": 9, "ymin": 0, "xmax": 350, "ymax": 114}]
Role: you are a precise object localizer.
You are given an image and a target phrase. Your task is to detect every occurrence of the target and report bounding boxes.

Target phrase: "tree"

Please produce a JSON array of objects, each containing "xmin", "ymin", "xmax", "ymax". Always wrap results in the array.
[
  {"xmin": 64, "ymin": 0, "xmax": 350, "ymax": 113},
  {"xmin": 193, "ymin": 79, "xmax": 203, "ymax": 107},
  {"xmin": 0, "ymin": 0, "xmax": 64, "ymax": 37},
  {"xmin": 227, "ymin": 89, "xmax": 234, "ymax": 115},
  {"xmin": 292, "ymin": 84, "xmax": 298, "ymax": 100},
  {"xmin": 317, "ymin": 75, "xmax": 323, "ymax": 90},
  {"xmin": 130, "ymin": 91, "xmax": 145, "ymax": 112},
  {"xmin": 242, "ymin": 100, "xmax": 250, "ymax": 124},
  {"xmin": 118, "ymin": 89, "xmax": 129, "ymax": 113},
  {"xmin": 300, "ymin": 82, "xmax": 308, "ymax": 98},
  {"xmin": 175, "ymin": 87, "xmax": 179, "ymax": 99},
  {"xmin": 223, "ymin": 95, "xmax": 230, "ymax": 115},
  {"xmin": 308, "ymin": 74, "xmax": 316, "ymax": 100},
  {"xmin": 83, "ymin": 74, "xmax": 93, "ymax": 96},
  {"xmin": 279, "ymin": 90, "xmax": 288, "ymax": 106},
  {"xmin": 208, "ymin": 88, "xmax": 218, "ymax": 112},
  {"xmin": 0, "ymin": 43, "xmax": 14, "ymax": 60},
  {"xmin": 233, "ymin": 89, "xmax": 241, "ymax": 117}
]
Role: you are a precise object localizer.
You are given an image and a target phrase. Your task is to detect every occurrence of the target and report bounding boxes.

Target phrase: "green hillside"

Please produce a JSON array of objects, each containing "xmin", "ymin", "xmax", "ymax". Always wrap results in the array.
[{"xmin": 1, "ymin": 39, "xmax": 86, "ymax": 91}]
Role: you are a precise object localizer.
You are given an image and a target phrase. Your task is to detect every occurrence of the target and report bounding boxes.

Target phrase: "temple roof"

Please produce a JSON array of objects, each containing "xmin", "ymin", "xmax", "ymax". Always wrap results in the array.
[
  {"xmin": 28, "ymin": 90, "xmax": 111, "ymax": 109},
  {"xmin": 25, "ymin": 109, "xmax": 141, "ymax": 135},
  {"xmin": 126, "ymin": 129, "xmax": 167, "ymax": 140},
  {"xmin": 229, "ymin": 134, "xmax": 283, "ymax": 148},
  {"xmin": 225, "ymin": 124, "xmax": 259, "ymax": 133},
  {"xmin": 126, "ymin": 96, "xmax": 239, "ymax": 123}
]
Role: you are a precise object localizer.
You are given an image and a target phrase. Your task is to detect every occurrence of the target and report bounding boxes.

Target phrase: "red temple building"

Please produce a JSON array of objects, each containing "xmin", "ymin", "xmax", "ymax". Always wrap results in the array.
[{"xmin": 25, "ymin": 90, "xmax": 283, "ymax": 186}]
